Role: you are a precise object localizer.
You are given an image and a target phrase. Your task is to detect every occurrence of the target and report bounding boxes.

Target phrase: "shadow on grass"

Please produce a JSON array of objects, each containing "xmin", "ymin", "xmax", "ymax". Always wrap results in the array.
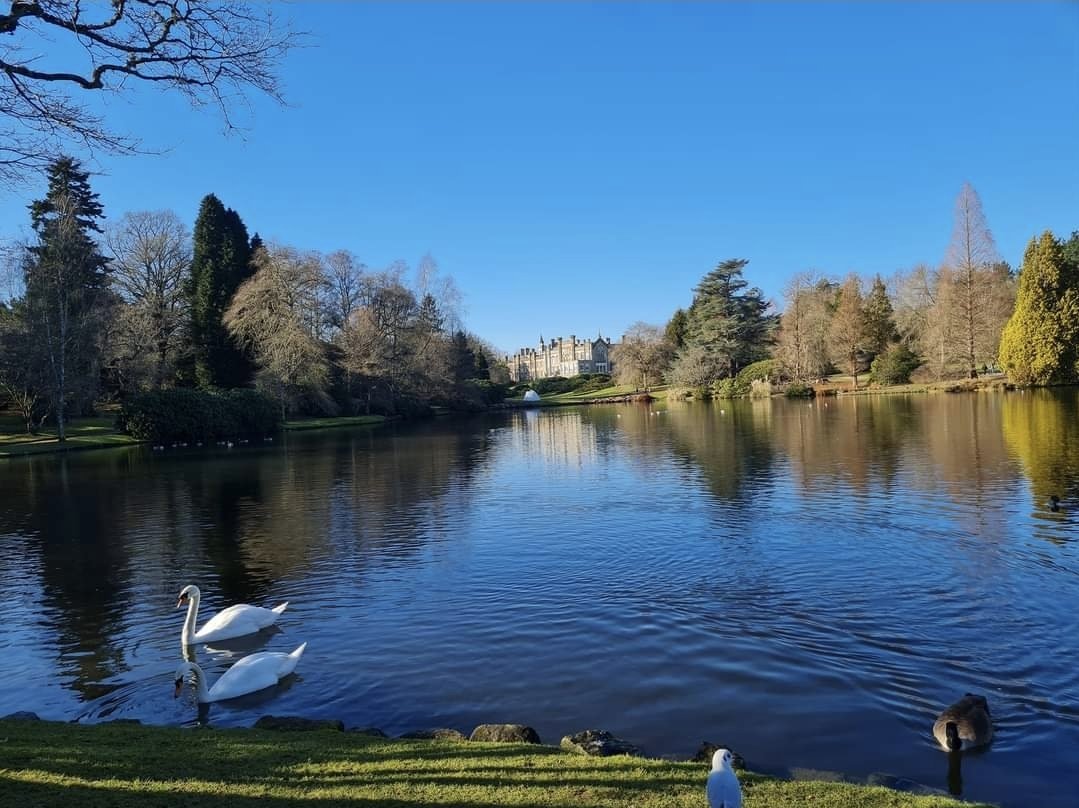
[{"xmin": 0, "ymin": 721, "xmax": 706, "ymax": 808}]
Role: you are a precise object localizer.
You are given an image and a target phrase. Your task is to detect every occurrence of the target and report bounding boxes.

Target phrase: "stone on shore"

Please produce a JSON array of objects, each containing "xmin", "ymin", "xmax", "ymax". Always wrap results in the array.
[
  {"xmin": 469, "ymin": 723, "xmax": 541, "ymax": 744},
  {"xmin": 560, "ymin": 729, "xmax": 641, "ymax": 757},
  {"xmin": 693, "ymin": 741, "xmax": 746, "ymax": 770},
  {"xmin": 254, "ymin": 715, "xmax": 344, "ymax": 732},
  {"xmin": 399, "ymin": 728, "xmax": 468, "ymax": 741}
]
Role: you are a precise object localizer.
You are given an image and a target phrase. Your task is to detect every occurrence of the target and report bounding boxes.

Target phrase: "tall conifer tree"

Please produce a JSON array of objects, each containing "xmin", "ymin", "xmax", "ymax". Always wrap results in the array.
[
  {"xmin": 999, "ymin": 232, "xmax": 1079, "ymax": 385},
  {"xmin": 685, "ymin": 258, "xmax": 775, "ymax": 378},
  {"xmin": 23, "ymin": 157, "xmax": 109, "ymax": 441},
  {"xmin": 187, "ymin": 194, "xmax": 256, "ymax": 388}
]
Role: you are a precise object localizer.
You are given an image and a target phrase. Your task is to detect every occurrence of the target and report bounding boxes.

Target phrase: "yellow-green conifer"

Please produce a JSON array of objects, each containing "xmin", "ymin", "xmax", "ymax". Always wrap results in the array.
[{"xmin": 998, "ymin": 231, "xmax": 1079, "ymax": 385}]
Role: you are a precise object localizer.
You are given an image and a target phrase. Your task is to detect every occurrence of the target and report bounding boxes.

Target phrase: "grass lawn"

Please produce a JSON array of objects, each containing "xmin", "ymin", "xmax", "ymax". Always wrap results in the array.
[
  {"xmin": 0, "ymin": 720, "xmax": 991, "ymax": 808},
  {"xmin": 0, "ymin": 414, "xmax": 139, "ymax": 457},
  {"xmin": 533, "ymin": 385, "xmax": 668, "ymax": 404},
  {"xmin": 283, "ymin": 414, "xmax": 388, "ymax": 431}
]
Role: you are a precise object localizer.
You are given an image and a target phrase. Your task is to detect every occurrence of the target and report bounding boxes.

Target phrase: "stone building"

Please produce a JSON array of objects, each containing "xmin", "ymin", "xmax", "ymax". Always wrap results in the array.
[{"xmin": 504, "ymin": 334, "xmax": 614, "ymax": 382}]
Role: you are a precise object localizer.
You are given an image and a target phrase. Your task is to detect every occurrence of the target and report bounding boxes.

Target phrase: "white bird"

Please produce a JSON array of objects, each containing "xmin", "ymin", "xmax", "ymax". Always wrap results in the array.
[
  {"xmin": 177, "ymin": 584, "xmax": 288, "ymax": 646},
  {"xmin": 706, "ymin": 748, "xmax": 742, "ymax": 808},
  {"xmin": 174, "ymin": 644, "xmax": 306, "ymax": 703}
]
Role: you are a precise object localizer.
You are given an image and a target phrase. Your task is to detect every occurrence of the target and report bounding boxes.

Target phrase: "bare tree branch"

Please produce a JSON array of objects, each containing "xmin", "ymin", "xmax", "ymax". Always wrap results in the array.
[{"xmin": 0, "ymin": 0, "xmax": 301, "ymax": 186}]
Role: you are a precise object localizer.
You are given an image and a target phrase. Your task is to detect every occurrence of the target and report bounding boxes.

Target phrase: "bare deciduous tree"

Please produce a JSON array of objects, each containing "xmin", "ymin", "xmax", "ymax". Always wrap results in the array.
[
  {"xmin": 934, "ymin": 183, "xmax": 1013, "ymax": 378},
  {"xmin": 322, "ymin": 250, "xmax": 367, "ymax": 334},
  {"xmin": 107, "ymin": 210, "xmax": 191, "ymax": 388},
  {"xmin": 224, "ymin": 243, "xmax": 327, "ymax": 416},
  {"xmin": 829, "ymin": 274, "xmax": 867, "ymax": 389},
  {"xmin": 775, "ymin": 272, "xmax": 835, "ymax": 381},
  {"xmin": 612, "ymin": 321, "xmax": 672, "ymax": 392},
  {"xmin": 0, "ymin": 1, "xmax": 299, "ymax": 185}
]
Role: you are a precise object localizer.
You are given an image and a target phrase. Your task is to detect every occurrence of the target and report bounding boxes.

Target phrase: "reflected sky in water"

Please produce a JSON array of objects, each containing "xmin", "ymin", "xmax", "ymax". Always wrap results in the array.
[{"xmin": 1, "ymin": 390, "xmax": 1078, "ymax": 808}]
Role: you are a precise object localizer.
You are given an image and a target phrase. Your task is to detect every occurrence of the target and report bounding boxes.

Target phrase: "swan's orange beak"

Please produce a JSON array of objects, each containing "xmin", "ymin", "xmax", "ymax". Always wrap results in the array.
[
  {"xmin": 173, "ymin": 679, "xmax": 183, "ymax": 698},
  {"xmin": 176, "ymin": 595, "xmax": 187, "ymax": 608}
]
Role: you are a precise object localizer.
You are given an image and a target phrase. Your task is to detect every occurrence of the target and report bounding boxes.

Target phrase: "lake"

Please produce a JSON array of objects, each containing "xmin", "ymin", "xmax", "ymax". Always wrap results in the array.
[{"xmin": 2, "ymin": 391, "xmax": 1078, "ymax": 807}]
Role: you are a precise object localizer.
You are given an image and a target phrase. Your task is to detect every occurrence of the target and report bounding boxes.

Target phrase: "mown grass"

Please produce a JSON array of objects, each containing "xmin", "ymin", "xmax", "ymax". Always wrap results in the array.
[
  {"xmin": 282, "ymin": 414, "xmax": 388, "ymax": 431},
  {"xmin": 540, "ymin": 384, "xmax": 668, "ymax": 404},
  {"xmin": 0, "ymin": 414, "xmax": 140, "ymax": 457},
  {"xmin": 0, "ymin": 720, "xmax": 991, "ymax": 808}
]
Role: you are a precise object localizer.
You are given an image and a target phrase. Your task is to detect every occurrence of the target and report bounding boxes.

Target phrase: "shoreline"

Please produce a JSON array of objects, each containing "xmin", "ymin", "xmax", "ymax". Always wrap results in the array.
[{"xmin": 0, "ymin": 715, "xmax": 992, "ymax": 807}]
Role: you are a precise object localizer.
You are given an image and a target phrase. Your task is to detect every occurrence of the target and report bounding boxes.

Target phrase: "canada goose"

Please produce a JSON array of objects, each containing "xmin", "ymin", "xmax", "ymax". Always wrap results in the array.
[{"xmin": 933, "ymin": 693, "xmax": 993, "ymax": 751}]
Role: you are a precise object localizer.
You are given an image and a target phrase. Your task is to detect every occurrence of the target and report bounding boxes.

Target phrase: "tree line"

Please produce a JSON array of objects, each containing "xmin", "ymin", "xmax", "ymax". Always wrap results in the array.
[
  {"xmin": 612, "ymin": 183, "xmax": 1079, "ymax": 394},
  {"xmin": 0, "ymin": 157, "xmax": 504, "ymax": 439}
]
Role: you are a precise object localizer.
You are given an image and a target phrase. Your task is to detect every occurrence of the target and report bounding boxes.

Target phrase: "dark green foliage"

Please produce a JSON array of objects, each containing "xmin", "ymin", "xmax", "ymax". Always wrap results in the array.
[
  {"xmin": 187, "ymin": 194, "xmax": 256, "ymax": 389},
  {"xmin": 23, "ymin": 157, "xmax": 110, "ymax": 440},
  {"xmin": 418, "ymin": 294, "xmax": 444, "ymax": 334},
  {"xmin": 862, "ymin": 275, "xmax": 898, "ymax": 356},
  {"xmin": 510, "ymin": 373, "xmax": 611, "ymax": 397},
  {"xmin": 869, "ymin": 344, "xmax": 923, "ymax": 385},
  {"xmin": 686, "ymin": 259, "xmax": 776, "ymax": 378},
  {"xmin": 119, "ymin": 388, "xmax": 281, "ymax": 443},
  {"xmin": 665, "ymin": 308, "xmax": 689, "ymax": 349},
  {"xmin": 713, "ymin": 359, "xmax": 779, "ymax": 398},
  {"xmin": 785, "ymin": 382, "xmax": 816, "ymax": 398}
]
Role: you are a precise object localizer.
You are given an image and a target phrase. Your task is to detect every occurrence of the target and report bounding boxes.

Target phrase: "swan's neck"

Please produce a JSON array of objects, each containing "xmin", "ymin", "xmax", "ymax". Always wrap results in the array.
[
  {"xmin": 182, "ymin": 591, "xmax": 200, "ymax": 646},
  {"xmin": 188, "ymin": 662, "xmax": 212, "ymax": 703}
]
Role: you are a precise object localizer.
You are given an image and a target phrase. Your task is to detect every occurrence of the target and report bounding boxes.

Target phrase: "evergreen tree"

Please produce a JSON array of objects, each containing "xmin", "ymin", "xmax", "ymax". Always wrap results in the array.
[
  {"xmin": 23, "ymin": 156, "xmax": 109, "ymax": 441},
  {"xmin": 685, "ymin": 259, "xmax": 775, "ymax": 379},
  {"xmin": 417, "ymin": 293, "xmax": 444, "ymax": 334},
  {"xmin": 187, "ymin": 194, "xmax": 256, "ymax": 388},
  {"xmin": 474, "ymin": 351, "xmax": 491, "ymax": 381},
  {"xmin": 665, "ymin": 308, "xmax": 689, "ymax": 349},
  {"xmin": 450, "ymin": 330, "xmax": 477, "ymax": 383},
  {"xmin": 999, "ymin": 231, "xmax": 1079, "ymax": 385},
  {"xmin": 862, "ymin": 274, "xmax": 898, "ymax": 357}
]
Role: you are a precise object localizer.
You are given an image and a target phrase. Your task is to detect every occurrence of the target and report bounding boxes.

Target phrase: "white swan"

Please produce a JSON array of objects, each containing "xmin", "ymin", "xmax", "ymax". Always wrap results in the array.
[
  {"xmin": 173, "ymin": 643, "xmax": 307, "ymax": 703},
  {"xmin": 177, "ymin": 584, "xmax": 288, "ymax": 646},
  {"xmin": 707, "ymin": 749, "xmax": 742, "ymax": 808}
]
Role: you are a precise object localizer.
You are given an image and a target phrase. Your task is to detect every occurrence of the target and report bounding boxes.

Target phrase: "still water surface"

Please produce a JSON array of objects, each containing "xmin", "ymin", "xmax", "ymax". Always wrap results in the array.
[{"xmin": 2, "ymin": 391, "xmax": 1079, "ymax": 807}]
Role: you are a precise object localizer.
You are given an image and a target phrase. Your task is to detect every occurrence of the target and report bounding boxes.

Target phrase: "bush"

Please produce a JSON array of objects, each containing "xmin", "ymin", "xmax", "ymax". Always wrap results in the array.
[
  {"xmin": 713, "ymin": 377, "xmax": 740, "ymax": 398},
  {"xmin": 749, "ymin": 379, "xmax": 773, "ymax": 398},
  {"xmin": 119, "ymin": 388, "xmax": 281, "ymax": 443},
  {"xmin": 870, "ymin": 345, "xmax": 923, "ymax": 386},
  {"xmin": 785, "ymin": 382, "xmax": 815, "ymax": 398},
  {"xmin": 509, "ymin": 374, "xmax": 611, "ymax": 397}
]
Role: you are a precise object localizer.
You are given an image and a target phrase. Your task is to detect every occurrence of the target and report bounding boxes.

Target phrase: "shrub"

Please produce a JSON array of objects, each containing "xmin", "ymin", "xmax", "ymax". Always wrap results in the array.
[
  {"xmin": 713, "ymin": 377, "xmax": 740, "ymax": 398},
  {"xmin": 749, "ymin": 379, "xmax": 773, "ymax": 398},
  {"xmin": 120, "ymin": 388, "xmax": 281, "ymax": 443},
  {"xmin": 785, "ymin": 382, "xmax": 815, "ymax": 398},
  {"xmin": 870, "ymin": 345, "xmax": 923, "ymax": 386}
]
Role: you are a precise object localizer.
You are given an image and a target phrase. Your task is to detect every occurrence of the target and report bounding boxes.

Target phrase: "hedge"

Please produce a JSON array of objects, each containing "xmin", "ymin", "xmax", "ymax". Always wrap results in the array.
[{"xmin": 119, "ymin": 388, "xmax": 282, "ymax": 444}]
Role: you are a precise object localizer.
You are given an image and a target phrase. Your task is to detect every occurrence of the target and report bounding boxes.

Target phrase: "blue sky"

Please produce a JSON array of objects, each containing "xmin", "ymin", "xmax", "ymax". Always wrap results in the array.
[{"xmin": 2, "ymin": 2, "xmax": 1077, "ymax": 353}]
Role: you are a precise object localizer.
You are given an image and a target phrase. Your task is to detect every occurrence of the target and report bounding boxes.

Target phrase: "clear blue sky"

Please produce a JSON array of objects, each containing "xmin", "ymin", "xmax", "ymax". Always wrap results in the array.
[{"xmin": 2, "ymin": 2, "xmax": 1077, "ymax": 353}]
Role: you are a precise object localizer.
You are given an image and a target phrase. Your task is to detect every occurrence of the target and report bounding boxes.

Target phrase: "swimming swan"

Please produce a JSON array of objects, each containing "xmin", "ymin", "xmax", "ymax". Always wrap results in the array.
[
  {"xmin": 177, "ymin": 584, "xmax": 288, "ymax": 646},
  {"xmin": 706, "ymin": 748, "xmax": 742, "ymax": 808},
  {"xmin": 173, "ymin": 643, "xmax": 306, "ymax": 703},
  {"xmin": 933, "ymin": 693, "xmax": 993, "ymax": 751}
]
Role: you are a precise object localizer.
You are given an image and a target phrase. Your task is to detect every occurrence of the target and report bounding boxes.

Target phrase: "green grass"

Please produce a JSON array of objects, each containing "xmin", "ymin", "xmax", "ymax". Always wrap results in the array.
[
  {"xmin": 0, "ymin": 414, "xmax": 140, "ymax": 457},
  {"xmin": 537, "ymin": 385, "xmax": 668, "ymax": 404},
  {"xmin": 282, "ymin": 414, "xmax": 388, "ymax": 431},
  {"xmin": 0, "ymin": 720, "xmax": 991, "ymax": 808}
]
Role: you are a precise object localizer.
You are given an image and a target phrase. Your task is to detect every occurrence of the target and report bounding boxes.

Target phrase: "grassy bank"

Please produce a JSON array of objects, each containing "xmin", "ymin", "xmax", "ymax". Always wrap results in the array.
[
  {"xmin": 0, "ymin": 412, "xmax": 390, "ymax": 457},
  {"xmin": 0, "ymin": 414, "xmax": 139, "ymax": 458},
  {"xmin": 283, "ymin": 414, "xmax": 388, "ymax": 431},
  {"xmin": 0, "ymin": 720, "xmax": 990, "ymax": 808}
]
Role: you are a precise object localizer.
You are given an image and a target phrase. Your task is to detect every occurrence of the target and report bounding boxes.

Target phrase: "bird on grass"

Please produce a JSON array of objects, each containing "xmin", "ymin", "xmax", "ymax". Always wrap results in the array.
[{"xmin": 706, "ymin": 748, "xmax": 742, "ymax": 808}]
